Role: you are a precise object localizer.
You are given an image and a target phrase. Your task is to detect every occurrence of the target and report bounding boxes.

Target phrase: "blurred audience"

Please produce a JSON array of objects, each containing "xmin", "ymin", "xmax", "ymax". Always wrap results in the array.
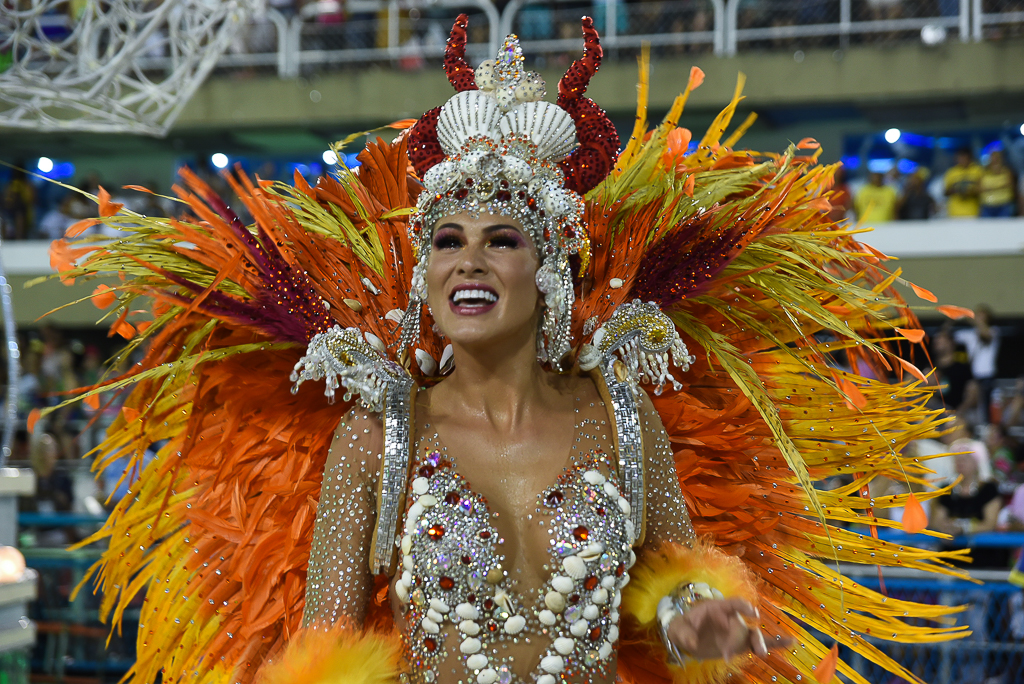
[
  {"xmin": 854, "ymin": 171, "xmax": 898, "ymax": 223},
  {"xmin": 979, "ymin": 148, "xmax": 1018, "ymax": 218},
  {"xmin": 955, "ymin": 305, "xmax": 1000, "ymax": 422},
  {"xmin": 944, "ymin": 147, "xmax": 984, "ymax": 218},
  {"xmin": 898, "ymin": 168, "xmax": 936, "ymax": 220}
]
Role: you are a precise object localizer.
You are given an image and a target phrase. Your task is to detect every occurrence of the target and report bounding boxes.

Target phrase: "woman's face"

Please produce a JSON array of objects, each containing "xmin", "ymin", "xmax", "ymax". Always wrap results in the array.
[{"xmin": 425, "ymin": 211, "xmax": 542, "ymax": 350}]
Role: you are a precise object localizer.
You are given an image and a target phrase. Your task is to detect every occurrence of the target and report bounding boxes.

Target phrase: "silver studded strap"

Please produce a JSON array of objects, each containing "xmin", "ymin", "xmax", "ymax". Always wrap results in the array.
[
  {"xmin": 370, "ymin": 375, "xmax": 416, "ymax": 575},
  {"xmin": 593, "ymin": 362, "xmax": 646, "ymax": 546}
]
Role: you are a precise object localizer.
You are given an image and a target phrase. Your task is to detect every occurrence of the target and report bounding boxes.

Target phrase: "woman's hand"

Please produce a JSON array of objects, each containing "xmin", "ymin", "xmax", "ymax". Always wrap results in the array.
[{"xmin": 665, "ymin": 598, "xmax": 769, "ymax": 662}]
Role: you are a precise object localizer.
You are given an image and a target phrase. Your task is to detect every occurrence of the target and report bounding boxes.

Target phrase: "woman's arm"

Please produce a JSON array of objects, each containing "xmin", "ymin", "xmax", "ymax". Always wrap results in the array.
[
  {"xmin": 637, "ymin": 391, "xmax": 697, "ymax": 548},
  {"xmin": 302, "ymin": 406, "xmax": 383, "ymax": 629}
]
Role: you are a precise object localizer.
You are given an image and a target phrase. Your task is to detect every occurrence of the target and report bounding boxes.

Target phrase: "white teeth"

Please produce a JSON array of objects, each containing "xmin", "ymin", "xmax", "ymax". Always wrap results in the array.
[{"xmin": 453, "ymin": 288, "xmax": 498, "ymax": 303}]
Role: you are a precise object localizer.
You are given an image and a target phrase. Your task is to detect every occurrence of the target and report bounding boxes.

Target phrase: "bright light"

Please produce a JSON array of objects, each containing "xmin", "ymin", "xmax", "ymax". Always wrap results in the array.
[
  {"xmin": 211, "ymin": 153, "xmax": 229, "ymax": 169},
  {"xmin": 37, "ymin": 157, "xmax": 54, "ymax": 173},
  {"xmin": 884, "ymin": 128, "xmax": 901, "ymax": 144},
  {"xmin": 1020, "ymin": 123, "xmax": 1024, "ymax": 136},
  {"xmin": 323, "ymin": 149, "xmax": 339, "ymax": 165}
]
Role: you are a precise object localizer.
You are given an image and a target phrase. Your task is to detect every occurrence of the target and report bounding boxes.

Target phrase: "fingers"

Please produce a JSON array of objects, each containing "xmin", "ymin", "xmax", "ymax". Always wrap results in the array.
[{"xmin": 749, "ymin": 626, "xmax": 768, "ymax": 658}]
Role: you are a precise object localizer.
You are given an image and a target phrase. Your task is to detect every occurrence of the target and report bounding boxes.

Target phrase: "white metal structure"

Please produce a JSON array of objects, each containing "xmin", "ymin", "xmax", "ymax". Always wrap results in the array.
[{"xmin": 0, "ymin": 0, "xmax": 259, "ymax": 136}]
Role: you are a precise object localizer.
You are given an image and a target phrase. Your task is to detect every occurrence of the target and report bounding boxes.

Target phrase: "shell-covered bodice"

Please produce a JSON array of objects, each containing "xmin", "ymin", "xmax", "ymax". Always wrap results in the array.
[{"xmin": 393, "ymin": 397, "xmax": 633, "ymax": 684}]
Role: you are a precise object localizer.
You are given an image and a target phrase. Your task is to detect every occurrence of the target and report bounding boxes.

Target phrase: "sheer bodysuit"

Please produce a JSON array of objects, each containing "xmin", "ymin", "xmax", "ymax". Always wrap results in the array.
[{"xmin": 303, "ymin": 376, "xmax": 697, "ymax": 684}]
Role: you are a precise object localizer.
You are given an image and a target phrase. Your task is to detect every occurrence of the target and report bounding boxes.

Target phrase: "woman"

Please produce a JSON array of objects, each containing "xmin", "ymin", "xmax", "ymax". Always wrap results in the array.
[{"xmin": 53, "ymin": 16, "xmax": 965, "ymax": 684}]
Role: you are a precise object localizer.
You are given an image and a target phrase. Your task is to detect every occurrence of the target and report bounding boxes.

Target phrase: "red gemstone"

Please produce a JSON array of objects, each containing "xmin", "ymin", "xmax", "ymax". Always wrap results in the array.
[
  {"xmin": 527, "ymin": 197, "xmax": 537, "ymax": 210},
  {"xmin": 589, "ymin": 627, "xmax": 602, "ymax": 641},
  {"xmin": 444, "ymin": 491, "xmax": 461, "ymax": 506},
  {"xmin": 583, "ymin": 576, "xmax": 599, "ymax": 591},
  {"xmin": 484, "ymin": 598, "xmax": 495, "ymax": 610},
  {"xmin": 461, "ymin": 555, "xmax": 473, "ymax": 565},
  {"xmin": 572, "ymin": 525, "xmax": 590, "ymax": 542},
  {"xmin": 545, "ymin": 490, "xmax": 564, "ymax": 507},
  {"xmin": 424, "ymin": 637, "xmax": 437, "ymax": 652},
  {"xmin": 479, "ymin": 530, "xmax": 491, "ymax": 540},
  {"xmin": 500, "ymin": 180, "xmax": 509, "ymax": 188},
  {"xmin": 418, "ymin": 464, "xmax": 435, "ymax": 478},
  {"xmin": 439, "ymin": 576, "xmax": 455, "ymax": 590},
  {"xmin": 596, "ymin": 507, "xmax": 606, "ymax": 516},
  {"xmin": 427, "ymin": 524, "xmax": 445, "ymax": 540},
  {"xmin": 496, "ymin": 190, "xmax": 512, "ymax": 202},
  {"xmin": 569, "ymin": 594, "xmax": 580, "ymax": 604},
  {"xmin": 487, "ymin": 621, "xmax": 498, "ymax": 632},
  {"xmin": 465, "ymin": 177, "xmax": 474, "ymax": 186},
  {"xmin": 517, "ymin": 191, "xmax": 526, "ymax": 200},
  {"xmin": 615, "ymin": 563, "xmax": 625, "ymax": 577},
  {"xmin": 467, "ymin": 593, "xmax": 477, "ymax": 603},
  {"xmin": 455, "ymin": 188, "xmax": 469, "ymax": 200}
]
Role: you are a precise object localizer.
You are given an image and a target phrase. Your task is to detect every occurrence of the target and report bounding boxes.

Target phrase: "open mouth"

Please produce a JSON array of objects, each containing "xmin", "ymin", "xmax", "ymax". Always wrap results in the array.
[{"xmin": 449, "ymin": 284, "xmax": 499, "ymax": 315}]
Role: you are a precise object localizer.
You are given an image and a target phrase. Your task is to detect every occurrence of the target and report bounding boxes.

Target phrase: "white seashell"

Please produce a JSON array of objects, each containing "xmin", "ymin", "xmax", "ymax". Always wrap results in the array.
[
  {"xmin": 618, "ymin": 573, "xmax": 631, "ymax": 589},
  {"xmin": 404, "ymin": 504, "xmax": 423, "ymax": 533},
  {"xmin": 554, "ymin": 637, "xmax": 575, "ymax": 655},
  {"xmin": 627, "ymin": 548, "xmax": 637, "ymax": 569},
  {"xmin": 612, "ymin": 591, "xmax": 622, "ymax": 608},
  {"xmin": 583, "ymin": 605, "xmax": 599, "ymax": 620},
  {"xmin": 403, "ymin": 555, "xmax": 414, "ymax": 572},
  {"xmin": 437, "ymin": 91, "xmax": 501, "ymax": 155},
  {"xmin": 429, "ymin": 598, "xmax": 450, "ymax": 613},
  {"xmin": 579, "ymin": 543, "xmax": 604, "ymax": 562},
  {"xmin": 609, "ymin": 278, "xmax": 624, "ymax": 289},
  {"xmin": 599, "ymin": 642, "xmax": 613, "ymax": 659},
  {"xmin": 609, "ymin": 609, "xmax": 619, "ymax": 623},
  {"xmin": 540, "ymin": 655, "xmax": 565, "ymax": 674},
  {"xmin": 538, "ymin": 676, "xmax": 556, "ymax": 684},
  {"xmin": 456, "ymin": 603, "xmax": 479, "ymax": 620},
  {"xmin": 395, "ymin": 581, "xmax": 409, "ymax": 603},
  {"xmin": 544, "ymin": 591, "xmax": 566, "ymax": 612},
  {"xmin": 593, "ymin": 327, "xmax": 606, "ymax": 347},
  {"xmin": 583, "ymin": 470, "xmax": 606, "ymax": 486},
  {"xmin": 591, "ymin": 588, "xmax": 609, "ymax": 605},
  {"xmin": 423, "ymin": 160, "xmax": 459, "ymax": 193},
  {"xmin": 466, "ymin": 654, "xmax": 488, "ymax": 670},
  {"xmin": 363, "ymin": 331, "xmax": 385, "ymax": 352},
  {"xmin": 502, "ymin": 156, "xmax": 534, "ymax": 184},
  {"xmin": 570, "ymin": 619, "xmax": 589, "ymax": 637},
  {"xmin": 385, "ymin": 308, "xmax": 405, "ymax": 324},
  {"xmin": 504, "ymin": 615, "xmax": 526, "ymax": 634},
  {"xmin": 459, "ymin": 620, "xmax": 481, "ymax": 636},
  {"xmin": 538, "ymin": 609, "xmax": 557, "ymax": 625},
  {"xmin": 495, "ymin": 87, "xmax": 517, "ymax": 111},
  {"xmin": 473, "ymin": 60, "xmax": 496, "ymax": 91},
  {"xmin": 603, "ymin": 482, "xmax": 619, "ymax": 498},
  {"xmin": 624, "ymin": 520, "xmax": 636, "ymax": 540},
  {"xmin": 401, "ymin": 535, "xmax": 412, "ymax": 554},
  {"xmin": 460, "ymin": 637, "xmax": 482, "ymax": 654},
  {"xmin": 607, "ymin": 626, "xmax": 619, "ymax": 643},
  {"xmin": 551, "ymin": 576, "xmax": 574, "ymax": 594},
  {"xmin": 402, "ymin": 570, "xmax": 412, "ymax": 586},
  {"xmin": 416, "ymin": 349, "xmax": 438, "ymax": 376},
  {"xmin": 427, "ymin": 608, "xmax": 444, "ymax": 623},
  {"xmin": 618, "ymin": 497, "xmax": 631, "ymax": 516},
  {"xmin": 418, "ymin": 494, "xmax": 438, "ymax": 508},
  {"xmin": 411, "ymin": 477, "xmax": 429, "ymax": 495},
  {"xmin": 562, "ymin": 555, "xmax": 587, "ymax": 579},
  {"xmin": 601, "ymin": 576, "xmax": 616, "ymax": 590},
  {"xmin": 477, "ymin": 669, "xmax": 498, "ymax": 684},
  {"xmin": 494, "ymin": 588, "xmax": 513, "ymax": 611},
  {"xmin": 497, "ymin": 101, "xmax": 578, "ymax": 161},
  {"xmin": 440, "ymin": 344, "xmax": 455, "ymax": 375},
  {"xmin": 421, "ymin": 617, "xmax": 440, "ymax": 633}
]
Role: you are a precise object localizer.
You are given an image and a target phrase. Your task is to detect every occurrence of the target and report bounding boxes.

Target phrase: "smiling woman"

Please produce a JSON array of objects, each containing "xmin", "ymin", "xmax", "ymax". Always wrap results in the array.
[{"xmin": 49, "ymin": 12, "xmax": 968, "ymax": 684}]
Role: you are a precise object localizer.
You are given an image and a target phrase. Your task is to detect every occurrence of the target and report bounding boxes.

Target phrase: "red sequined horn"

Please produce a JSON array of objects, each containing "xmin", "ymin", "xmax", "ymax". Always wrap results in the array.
[
  {"xmin": 409, "ymin": 15, "xmax": 478, "ymax": 176},
  {"xmin": 557, "ymin": 17, "xmax": 620, "ymax": 195}
]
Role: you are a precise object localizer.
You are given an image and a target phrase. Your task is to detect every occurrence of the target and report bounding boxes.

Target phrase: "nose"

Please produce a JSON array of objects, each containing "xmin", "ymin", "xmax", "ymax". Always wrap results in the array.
[{"xmin": 456, "ymin": 240, "xmax": 488, "ymax": 276}]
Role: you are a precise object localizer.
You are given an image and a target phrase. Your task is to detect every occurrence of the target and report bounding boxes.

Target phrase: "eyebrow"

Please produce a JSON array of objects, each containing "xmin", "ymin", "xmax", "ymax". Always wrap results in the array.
[{"xmin": 435, "ymin": 222, "xmax": 523, "ymax": 234}]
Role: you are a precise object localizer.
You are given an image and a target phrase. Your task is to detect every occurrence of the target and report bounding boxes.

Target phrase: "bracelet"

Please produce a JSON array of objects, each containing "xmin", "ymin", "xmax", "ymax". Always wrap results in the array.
[{"xmin": 656, "ymin": 582, "xmax": 722, "ymax": 666}]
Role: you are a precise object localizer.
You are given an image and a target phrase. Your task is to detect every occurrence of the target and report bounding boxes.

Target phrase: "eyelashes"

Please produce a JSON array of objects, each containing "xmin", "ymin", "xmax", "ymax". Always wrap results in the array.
[{"xmin": 432, "ymin": 228, "xmax": 526, "ymax": 250}]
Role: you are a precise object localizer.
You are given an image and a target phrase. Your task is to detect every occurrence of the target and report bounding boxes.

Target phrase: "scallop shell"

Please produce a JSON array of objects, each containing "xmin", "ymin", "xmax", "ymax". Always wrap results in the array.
[
  {"xmin": 395, "ymin": 580, "xmax": 409, "ymax": 603},
  {"xmin": 626, "ymin": 548, "xmax": 637, "ymax": 569},
  {"xmin": 551, "ymin": 575, "xmax": 574, "ymax": 594},
  {"xmin": 583, "ymin": 605, "xmax": 599, "ymax": 620},
  {"xmin": 416, "ymin": 349, "xmax": 438, "ymax": 376},
  {"xmin": 411, "ymin": 477, "xmax": 429, "ymax": 495},
  {"xmin": 609, "ymin": 609, "xmax": 619, "ymax": 623},
  {"xmin": 562, "ymin": 555, "xmax": 587, "ymax": 579},
  {"xmin": 494, "ymin": 588, "xmax": 513, "ymax": 611},
  {"xmin": 402, "ymin": 554, "xmax": 413, "ymax": 572},
  {"xmin": 440, "ymin": 344, "xmax": 455, "ymax": 375},
  {"xmin": 583, "ymin": 470, "xmax": 606, "ymax": 486},
  {"xmin": 477, "ymin": 669, "xmax": 498, "ymax": 684},
  {"xmin": 618, "ymin": 573, "xmax": 631, "ymax": 589},
  {"xmin": 591, "ymin": 588, "xmax": 609, "ymax": 605},
  {"xmin": 538, "ymin": 676, "xmax": 556, "ymax": 684},
  {"xmin": 617, "ymin": 497, "xmax": 631, "ymax": 516},
  {"xmin": 421, "ymin": 617, "xmax": 440, "ymax": 634},
  {"xmin": 570, "ymin": 619, "xmax": 589, "ymax": 637},
  {"xmin": 466, "ymin": 654, "xmax": 489, "ymax": 670},
  {"xmin": 427, "ymin": 608, "xmax": 444, "ymax": 623},
  {"xmin": 385, "ymin": 308, "xmax": 405, "ymax": 324},
  {"xmin": 456, "ymin": 603, "xmax": 479, "ymax": 620},
  {"xmin": 538, "ymin": 609, "xmax": 557, "ymax": 625},
  {"xmin": 498, "ymin": 101, "xmax": 577, "ymax": 161},
  {"xmin": 603, "ymin": 481, "xmax": 619, "ymax": 498},
  {"xmin": 554, "ymin": 637, "xmax": 575, "ymax": 655},
  {"xmin": 401, "ymin": 534, "xmax": 413, "ymax": 554},
  {"xmin": 540, "ymin": 655, "xmax": 565, "ymax": 674},
  {"xmin": 544, "ymin": 591, "xmax": 566, "ymax": 612},
  {"xmin": 460, "ymin": 637, "xmax": 482, "ymax": 654},
  {"xmin": 429, "ymin": 598, "xmax": 449, "ymax": 613},
  {"xmin": 598, "ymin": 642, "xmax": 613, "ymax": 659},
  {"xmin": 612, "ymin": 591, "xmax": 622, "ymax": 609},
  {"xmin": 459, "ymin": 620, "xmax": 481, "ymax": 636},
  {"xmin": 437, "ymin": 90, "xmax": 501, "ymax": 155},
  {"xmin": 579, "ymin": 543, "xmax": 604, "ymax": 562},
  {"xmin": 601, "ymin": 576, "xmax": 616, "ymax": 590},
  {"xmin": 418, "ymin": 494, "xmax": 438, "ymax": 508},
  {"xmin": 607, "ymin": 626, "xmax": 620, "ymax": 643},
  {"xmin": 504, "ymin": 615, "xmax": 526, "ymax": 634}
]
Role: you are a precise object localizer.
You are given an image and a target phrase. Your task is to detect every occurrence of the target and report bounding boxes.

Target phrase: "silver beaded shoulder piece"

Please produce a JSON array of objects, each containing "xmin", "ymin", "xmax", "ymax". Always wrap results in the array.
[
  {"xmin": 290, "ymin": 324, "xmax": 409, "ymax": 412},
  {"xmin": 581, "ymin": 300, "xmax": 696, "ymax": 547}
]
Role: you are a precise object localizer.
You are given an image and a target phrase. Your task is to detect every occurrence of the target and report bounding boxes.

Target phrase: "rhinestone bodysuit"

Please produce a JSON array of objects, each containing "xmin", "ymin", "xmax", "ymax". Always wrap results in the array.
[{"xmin": 304, "ymin": 382, "xmax": 696, "ymax": 684}]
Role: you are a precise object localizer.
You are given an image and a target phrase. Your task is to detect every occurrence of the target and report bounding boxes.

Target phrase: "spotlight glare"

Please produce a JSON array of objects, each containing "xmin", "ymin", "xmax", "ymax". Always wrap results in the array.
[
  {"xmin": 323, "ymin": 150, "xmax": 339, "ymax": 165},
  {"xmin": 211, "ymin": 153, "xmax": 229, "ymax": 169},
  {"xmin": 884, "ymin": 128, "xmax": 901, "ymax": 144},
  {"xmin": 1020, "ymin": 123, "xmax": 1024, "ymax": 136},
  {"xmin": 37, "ymin": 157, "xmax": 54, "ymax": 173}
]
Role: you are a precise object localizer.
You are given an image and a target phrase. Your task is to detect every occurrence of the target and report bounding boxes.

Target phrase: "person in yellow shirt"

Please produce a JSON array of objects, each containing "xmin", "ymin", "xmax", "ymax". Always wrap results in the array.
[
  {"xmin": 944, "ymin": 148, "xmax": 983, "ymax": 217},
  {"xmin": 979, "ymin": 149, "xmax": 1017, "ymax": 218},
  {"xmin": 854, "ymin": 171, "xmax": 898, "ymax": 223}
]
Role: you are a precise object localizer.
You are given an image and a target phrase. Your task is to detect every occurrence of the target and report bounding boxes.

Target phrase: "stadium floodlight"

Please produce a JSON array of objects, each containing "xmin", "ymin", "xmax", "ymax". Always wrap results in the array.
[
  {"xmin": 37, "ymin": 157, "xmax": 54, "ymax": 173},
  {"xmin": 211, "ymin": 153, "xmax": 229, "ymax": 169},
  {"xmin": 323, "ymin": 150, "xmax": 339, "ymax": 165},
  {"xmin": 884, "ymin": 128, "xmax": 901, "ymax": 144},
  {"xmin": 1020, "ymin": 123, "xmax": 1024, "ymax": 136}
]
